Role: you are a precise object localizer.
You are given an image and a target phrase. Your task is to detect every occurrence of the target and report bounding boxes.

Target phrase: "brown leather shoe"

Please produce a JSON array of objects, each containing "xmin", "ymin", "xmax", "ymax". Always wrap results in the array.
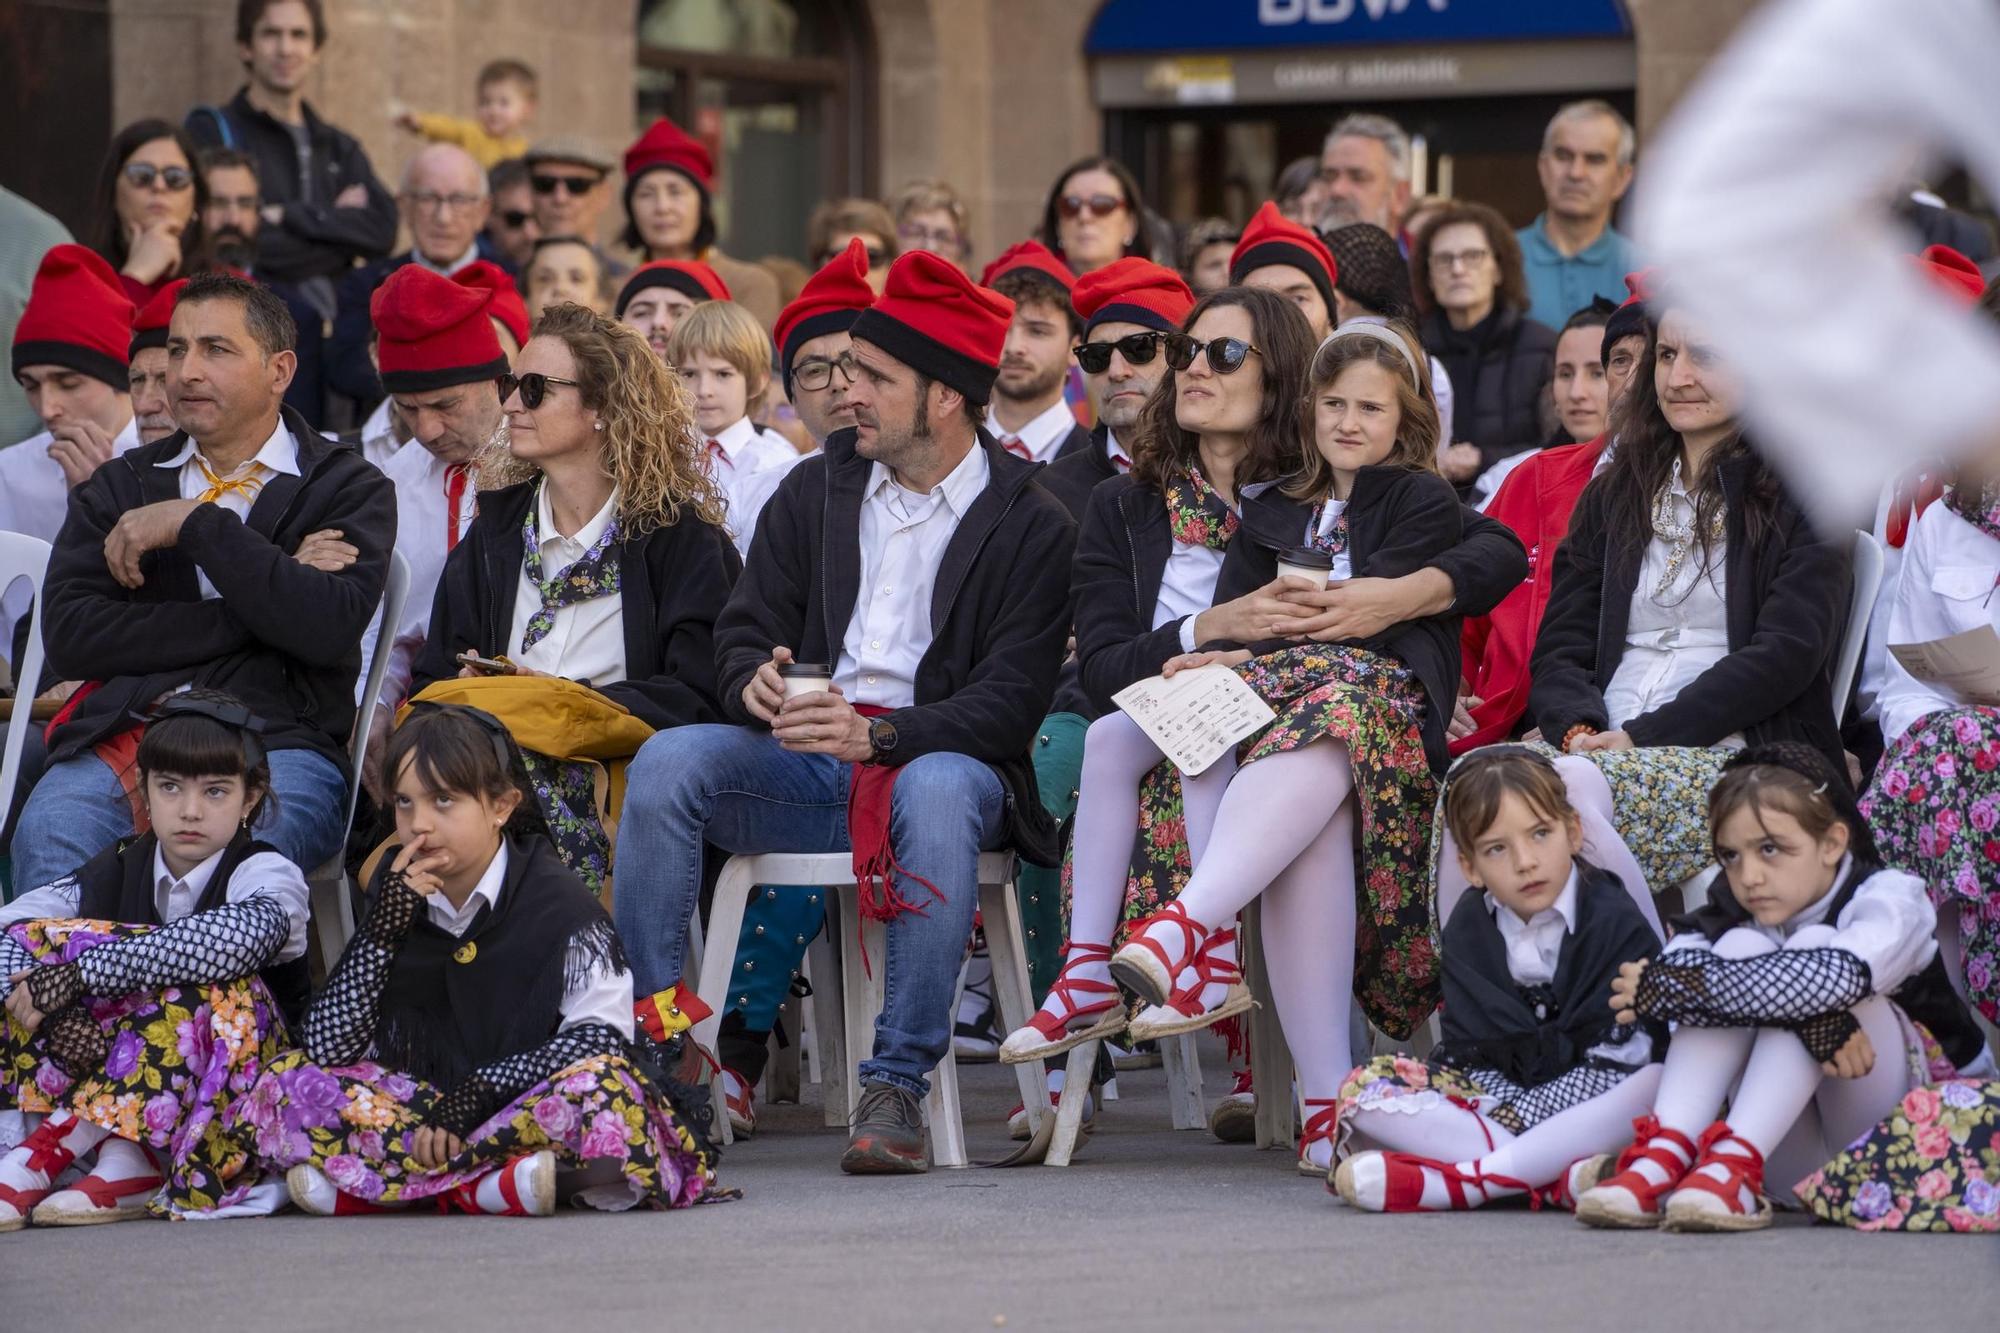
[{"xmin": 840, "ymin": 1081, "xmax": 928, "ymax": 1174}]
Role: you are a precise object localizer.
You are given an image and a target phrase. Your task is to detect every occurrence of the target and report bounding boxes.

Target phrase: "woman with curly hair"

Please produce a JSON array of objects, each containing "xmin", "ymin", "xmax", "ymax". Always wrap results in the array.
[{"xmin": 410, "ymin": 302, "xmax": 741, "ymax": 893}]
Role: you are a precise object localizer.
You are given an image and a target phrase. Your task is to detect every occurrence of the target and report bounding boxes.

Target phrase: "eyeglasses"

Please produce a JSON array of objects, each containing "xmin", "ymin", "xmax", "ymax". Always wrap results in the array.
[
  {"xmin": 1432, "ymin": 247, "xmax": 1492, "ymax": 272},
  {"xmin": 498, "ymin": 209, "xmax": 533, "ymax": 229},
  {"xmin": 531, "ymin": 173, "xmax": 602, "ymax": 197},
  {"xmin": 820, "ymin": 246, "xmax": 888, "ymax": 269},
  {"xmin": 123, "ymin": 162, "xmax": 194, "ymax": 192},
  {"xmin": 406, "ymin": 190, "xmax": 484, "ymax": 213},
  {"xmin": 1074, "ymin": 332, "xmax": 1166, "ymax": 375},
  {"xmin": 1163, "ymin": 334, "xmax": 1261, "ymax": 375},
  {"xmin": 896, "ymin": 223, "xmax": 965, "ymax": 255},
  {"xmin": 792, "ymin": 357, "xmax": 857, "ymax": 393},
  {"xmin": 1058, "ymin": 192, "xmax": 1125, "ymax": 221},
  {"xmin": 498, "ymin": 372, "xmax": 581, "ymax": 409}
]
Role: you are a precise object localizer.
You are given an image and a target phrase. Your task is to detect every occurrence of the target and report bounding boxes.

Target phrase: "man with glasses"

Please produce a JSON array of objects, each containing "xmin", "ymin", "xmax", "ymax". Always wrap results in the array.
[
  {"xmin": 184, "ymin": 0, "xmax": 397, "ymax": 427},
  {"xmin": 980, "ymin": 241, "xmax": 1091, "ymax": 465},
  {"xmin": 1517, "ymin": 100, "xmax": 1640, "ymax": 331},
  {"xmin": 523, "ymin": 138, "xmax": 627, "ymax": 280},
  {"xmin": 327, "ymin": 144, "xmax": 499, "ymax": 417}
]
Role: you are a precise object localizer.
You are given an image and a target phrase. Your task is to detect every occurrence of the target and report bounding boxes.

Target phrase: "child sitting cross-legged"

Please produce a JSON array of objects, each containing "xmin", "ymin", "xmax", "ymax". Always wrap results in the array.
[{"xmin": 1333, "ymin": 746, "xmax": 1665, "ymax": 1212}]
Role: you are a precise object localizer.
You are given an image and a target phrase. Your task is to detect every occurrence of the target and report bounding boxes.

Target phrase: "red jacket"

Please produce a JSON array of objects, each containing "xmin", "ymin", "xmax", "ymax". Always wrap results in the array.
[{"xmin": 1454, "ymin": 437, "xmax": 1606, "ymax": 755}]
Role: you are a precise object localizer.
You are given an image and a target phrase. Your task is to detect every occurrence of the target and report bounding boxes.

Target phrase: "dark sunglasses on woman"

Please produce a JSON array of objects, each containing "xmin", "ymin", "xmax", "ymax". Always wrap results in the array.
[
  {"xmin": 1073, "ymin": 332, "xmax": 1166, "ymax": 375},
  {"xmin": 819, "ymin": 246, "xmax": 889, "ymax": 269},
  {"xmin": 1163, "ymin": 334, "xmax": 1261, "ymax": 375},
  {"xmin": 123, "ymin": 162, "xmax": 194, "ymax": 192},
  {"xmin": 498, "ymin": 372, "xmax": 581, "ymax": 410},
  {"xmin": 1058, "ymin": 192, "xmax": 1124, "ymax": 221}
]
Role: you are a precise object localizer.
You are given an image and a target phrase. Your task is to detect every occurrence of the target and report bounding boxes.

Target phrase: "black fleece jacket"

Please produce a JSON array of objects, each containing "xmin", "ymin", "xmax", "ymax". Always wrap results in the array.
[
  {"xmin": 41, "ymin": 406, "xmax": 395, "ymax": 771},
  {"xmin": 714, "ymin": 427, "xmax": 1077, "ymax": 864}
]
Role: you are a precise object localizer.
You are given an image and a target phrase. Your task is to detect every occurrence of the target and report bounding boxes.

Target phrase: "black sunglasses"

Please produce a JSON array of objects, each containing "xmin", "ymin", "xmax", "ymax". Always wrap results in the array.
[
  {"xmin": 1058, "ymin": 192, "xmax": 1124, "ymax": 221},
  {"xmin": 123, "ymin": 162, "xmax": 194, "ymax": 192},
  {"xmin": 1074, "ymin": 332, "xmax": 1165, "ymax": 375},
  {"xmin": 498, "ymin": 372, "xmax": 581, "ymax": 409},
  {"xmin": 531, "ymin": 173, "xmax": 602, "ymax": 196},
  {"xmin": 498, "ymin": 209, "xmax": 532, "ymax": 229},
  {"xmin": 820, "ymin": 246, "xmax": 888, "ymax": 269},
  {"xmin": 1163, "ymin": 334, "xmax": 1261, "ymax": 375}
]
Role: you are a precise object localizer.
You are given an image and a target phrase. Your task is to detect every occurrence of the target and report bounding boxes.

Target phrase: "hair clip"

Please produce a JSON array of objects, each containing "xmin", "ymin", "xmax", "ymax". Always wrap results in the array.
[{"xmin": 1812, "ymin": 781, "xmax": 1829, "ymax": 796}]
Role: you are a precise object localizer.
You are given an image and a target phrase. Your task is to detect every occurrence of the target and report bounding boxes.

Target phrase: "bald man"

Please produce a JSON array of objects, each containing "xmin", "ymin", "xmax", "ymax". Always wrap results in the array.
[{"xmin": 327, "ymin": 142, "xmax": 502, "ymax": 412}]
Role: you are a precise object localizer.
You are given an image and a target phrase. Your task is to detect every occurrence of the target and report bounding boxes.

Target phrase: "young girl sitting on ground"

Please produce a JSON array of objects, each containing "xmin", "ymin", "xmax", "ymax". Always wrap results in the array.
[
  {"xmin": 232, "ymin": 704, "xmax": 716, "ymax": 1216},
  {"xmin": 0, "ymin": 691, "xmax": 308, "ymax": 1225},
  {"xmin": 1334, "ymin": 747, "xmax": 1664, "ymax": 1211},
  {"xmin": 1575, "ymin": 742, "xmax": 1993, "ymax": 1232}
]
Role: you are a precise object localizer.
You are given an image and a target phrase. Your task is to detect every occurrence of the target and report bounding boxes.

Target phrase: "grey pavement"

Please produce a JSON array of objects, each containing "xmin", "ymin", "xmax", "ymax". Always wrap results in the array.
[{"xmin": 0, "ymin": 1039, "xmax": 1979, "ymax": 1331}]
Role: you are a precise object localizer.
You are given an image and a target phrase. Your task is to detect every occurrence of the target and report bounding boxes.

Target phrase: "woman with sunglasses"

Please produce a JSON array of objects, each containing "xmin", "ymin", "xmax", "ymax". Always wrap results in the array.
[
  {"xmin": 619, "ymin": 116, "xmax": 781, "ymax": 329},
  {"xmin": 88, "ymin": 119, "xmax": 211, "ymax": 305},
  {"xmin": 409, "ymin": 303, "xmax": 740, "ymax": 895},
  {"xmin": 805, "ymin": 198, "xmax": 897, "ymax": 296},
  {"xmin": 1037, "ymin": 156, "xmax": 1152, "ymax": 276}
]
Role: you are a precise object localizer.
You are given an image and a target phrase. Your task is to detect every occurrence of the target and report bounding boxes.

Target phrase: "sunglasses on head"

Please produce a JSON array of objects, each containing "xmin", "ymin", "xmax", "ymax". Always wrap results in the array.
[
  {"xmin": 1163, "ymin": 334, "xmax": 1261, "ymax": 375},
  {"xmin": 123, "ymin": 162, "xmax": 194, "ymax": 192},
  {"xmin": 1058, "ymin": 192, "xmax": 1124, "ymax": 221},
  {"xmin": 531, "ymin": 173, "xmax": 602, "ymax": 197},
  {"xmin": 498, "ymin": 371, "xmax": 581, "ymax": 409},
  {"xmin": 1074, "ymin": 332, "xmax": 1166, "ymax": 375}
]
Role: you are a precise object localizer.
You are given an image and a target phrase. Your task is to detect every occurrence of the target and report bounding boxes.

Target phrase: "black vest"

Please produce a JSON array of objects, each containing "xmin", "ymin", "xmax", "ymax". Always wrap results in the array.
[
  {"xmin": 368, "ymin": 835, "xmax": 625, "ymax": 1088},
  {"xmin": 72, "ymin": 831, "xmax": 311, "ymax": 1027},
  {"xmin": 1672, "ymin": 860, "xmax": 1988, "ymax": 1071}
]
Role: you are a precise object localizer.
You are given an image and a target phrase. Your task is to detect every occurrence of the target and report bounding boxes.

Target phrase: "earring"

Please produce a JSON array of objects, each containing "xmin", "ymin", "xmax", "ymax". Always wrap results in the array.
[{"xmin": 593, "ymin": 421, "xmax": 603, "ymax": 431}]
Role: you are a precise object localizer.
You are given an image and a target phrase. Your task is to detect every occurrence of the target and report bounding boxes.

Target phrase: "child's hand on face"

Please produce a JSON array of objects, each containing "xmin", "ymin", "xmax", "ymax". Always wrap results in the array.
[
  {"xmin": 1608, "ymin": 959, "xmax": 1648, "ymax": 1025},
  {"xmin": 391, "ymin": 835, "xmax": 450, "ymax": 897},
  {"xmin": 1821, "ymin": 1021, "xmax": 1876, "ymax": 1080}
]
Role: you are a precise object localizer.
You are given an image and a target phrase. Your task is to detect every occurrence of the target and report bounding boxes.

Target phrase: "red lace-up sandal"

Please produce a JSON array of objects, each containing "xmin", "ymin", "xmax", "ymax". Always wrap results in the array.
[
  {"xmin": 32, "ymin": 1165, "xmax": 164, "ymax": 1226},
  {"xmin": 1296, "ymin": 1097, "xmax": 1340, "ymax": 1177},
  {"xmin": 999, "ymin": 941, "xmax": 1126, "ymax": 1063},
  {"xmin": 1661, "ymin": 1121, "xmax": 1772, "ymax": 1232},
  {"xmin": 439, "ymin": 1151, "xmax": 557, "ymax": 1217},
  {"xmin": 1574, "ymin": 1115, "xmax": 1699, "ymax": 1229},
  {"xmin": 1127, "ymin": 927, "xmax": 1256, "ymax": 1042},
  {"xmin": 1109, "ymin": 902, "xmax": 1209, "ymax": 1007},
  {"xmin": 0, "ymin": 1116, "xmax": 89, "ymax": 1232},
  {"xmin": 1332, "ymin": 1150, "xmax": 1533, "ymax": 1213}
]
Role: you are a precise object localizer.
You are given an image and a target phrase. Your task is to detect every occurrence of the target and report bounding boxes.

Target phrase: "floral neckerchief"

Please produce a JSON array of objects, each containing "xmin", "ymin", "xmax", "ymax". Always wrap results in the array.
[
  {"xmin": 1162, "ymin": 467, "xmax": 1240, "ymax": 550},
  {"xmin": 1305, "ymin": 500, "xmax": 1349, "ymax": 560},
  {"xmin": 1947, "ymin": 478, "xmax": 2000, "ymax": 544},
  {"xmin": 519, "ymin": 486, "xmax": 623, "ymax": 652}
]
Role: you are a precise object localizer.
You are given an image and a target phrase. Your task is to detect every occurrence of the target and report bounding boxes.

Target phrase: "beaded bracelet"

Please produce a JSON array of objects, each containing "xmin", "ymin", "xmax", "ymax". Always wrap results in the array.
[{"xmin": 1561, "ymin": 723, "xmax": 1597, "ymax": 752}]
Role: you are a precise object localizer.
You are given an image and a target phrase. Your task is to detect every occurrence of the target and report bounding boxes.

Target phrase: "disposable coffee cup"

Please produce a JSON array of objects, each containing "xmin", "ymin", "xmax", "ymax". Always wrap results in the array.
[
  {"xmin": 779, "ymin": 662, "xmax": 833, "ymax": 699},
  {"xmin": 1275, "ymin": 547, "xmax": 1334, "ymax": 589}
]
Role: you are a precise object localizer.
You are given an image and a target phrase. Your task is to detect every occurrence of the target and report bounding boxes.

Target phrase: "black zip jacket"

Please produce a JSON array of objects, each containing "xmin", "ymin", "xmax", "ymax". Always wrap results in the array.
[
  {"xmin": 41, "ymin": 405, "xmax": 395, "ymax": 773},
  {"xmin": 715, "ymin": 427, "xmax": 1077, "ymax": 864},
  {"xmin": 1041, "ymin": 423, "xmax": 1120, "ymax": 523},
  {"xmin": 411, "ymin": 479, "xmax": 740, "ymax": 731},
  {"xmin": 1529, "ymin": 454, "xmax": 1849, "ymax": 771},
  {"xmin": 1421, "ymin": 306, "xmax": 1557, "ymax": 476}
]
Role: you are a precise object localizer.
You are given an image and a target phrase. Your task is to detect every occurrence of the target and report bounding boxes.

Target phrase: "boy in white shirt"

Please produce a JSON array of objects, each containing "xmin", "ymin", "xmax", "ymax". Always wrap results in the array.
[{"xmin": 664, "ymin": 299, "xmax": 799, "ymax": 556}]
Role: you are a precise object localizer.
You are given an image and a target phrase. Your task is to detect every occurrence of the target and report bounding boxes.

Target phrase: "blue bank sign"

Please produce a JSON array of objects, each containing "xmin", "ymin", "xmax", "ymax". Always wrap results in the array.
[{"xmin": 1086, "ymin": 0, "xmax": 1632, "ymax": 54}]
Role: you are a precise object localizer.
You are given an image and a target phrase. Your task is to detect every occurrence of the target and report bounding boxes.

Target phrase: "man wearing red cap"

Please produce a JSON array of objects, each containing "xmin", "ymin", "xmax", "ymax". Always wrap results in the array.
[
  {"xmin": 1230, "ymin": 201, "xmax": 1339, "ymax": 340},
  {"xmin": 615, "ymin": 251, "xmax": 1075, "ymax": 1173},
  {"xmin": 980, "ymin": 241, "xmax": 1092, "ymax": 464},
  {"xmin": 1, "ymin": 247, "xmax": 143, "ymax": 658},
  {"xmin": 127, "ymin": 279, "xmax": 190, "ymax": 447},
  {"xmin": 771, "ymin": 238, "xmax": 873, "ymax": 448},
  {"xmin": 10, "ymin": 271, "xmax": 393, "ymax": 896},
  {"xmin": 350, "ymin": 265, "xmax": 510, "ymax": 799}
]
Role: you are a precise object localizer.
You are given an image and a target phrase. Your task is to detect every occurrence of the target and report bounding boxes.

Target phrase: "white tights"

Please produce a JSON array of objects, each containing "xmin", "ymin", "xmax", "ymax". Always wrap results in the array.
[{"xmin": 1436, "ymin": 755, "xmax": 1662, "ymax": 936}]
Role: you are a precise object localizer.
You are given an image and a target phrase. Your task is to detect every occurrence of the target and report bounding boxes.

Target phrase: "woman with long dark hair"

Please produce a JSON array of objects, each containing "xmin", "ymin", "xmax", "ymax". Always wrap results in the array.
[
  {"xmin": 1036, "ymin": 155, "xmax": 1152, "ymax": 276},
  {"xmin": 89, "ymin": 119, "xmax": 211, "ymax": 305}
]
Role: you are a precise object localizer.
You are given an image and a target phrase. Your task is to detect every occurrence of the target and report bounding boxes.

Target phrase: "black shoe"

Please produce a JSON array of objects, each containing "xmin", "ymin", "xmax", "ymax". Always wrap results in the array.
[{"xmin": 840, "ymin": 1081, "xmax": 928, "ymax": 1175}]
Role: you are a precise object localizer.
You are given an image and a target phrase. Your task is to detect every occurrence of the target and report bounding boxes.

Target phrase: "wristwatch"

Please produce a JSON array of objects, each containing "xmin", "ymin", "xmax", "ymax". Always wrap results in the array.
[{"xmin": 867, "ymin": 717, "xmax": 899, "ymax": 763}]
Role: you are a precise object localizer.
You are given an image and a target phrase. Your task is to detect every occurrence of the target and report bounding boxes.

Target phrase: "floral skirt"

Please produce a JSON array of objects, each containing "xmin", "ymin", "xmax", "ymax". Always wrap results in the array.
[
  {"xmin": 229, "ymin": 1049, "xmax": 714, "ymax": 1210},
  {"xmin": 0, "ymin": 918, "xmax": 289, "ymax": 1218},
  {"xmin": 1556, "ymin": 743, "xmax": 1728, "ymax": 893},
  {"xmin": 1795, "ymin": 1078, "xmax": 2000, "ymax": 1232},
  {"xmin": 520, "ymin": 751, "xmax": 610, "ymax": 899},
  {"xmin": 1859, "ymin": 706, "xmax": 2000, "ymax": 1024}
]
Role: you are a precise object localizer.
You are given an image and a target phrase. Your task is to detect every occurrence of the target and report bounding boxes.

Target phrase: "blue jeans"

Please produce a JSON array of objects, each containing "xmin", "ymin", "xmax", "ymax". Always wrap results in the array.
[
  {"xmin": 615, "ymin": 724, "xmax": 1004, "ymax": 1096},
  {"xmin": 11, "ymin": 747, "xmax": 349, "ymax": 893}
]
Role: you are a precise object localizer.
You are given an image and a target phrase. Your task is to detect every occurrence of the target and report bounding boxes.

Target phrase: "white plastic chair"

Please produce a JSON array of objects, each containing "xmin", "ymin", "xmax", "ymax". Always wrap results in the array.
[
  {"xmin": 308, "ymin": 550, "xmax": 410, "ymax": 967},
  {"xmin": 687, "ymin": 850, "xmax": 1045, "ymax": 1166},
  {"xmin": 1831, "ymin": 530, "xmax": 1886, "ymax": 713},
  {"xmin": 0, "ymin": 534, "xmax": 53, "ymax": 841}
]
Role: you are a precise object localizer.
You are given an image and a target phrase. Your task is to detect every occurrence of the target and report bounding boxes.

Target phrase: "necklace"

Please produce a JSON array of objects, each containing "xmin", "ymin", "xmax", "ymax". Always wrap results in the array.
[{"xmin": 1649, "ymin": 458, "xmax": 1724, "ymax": 599}]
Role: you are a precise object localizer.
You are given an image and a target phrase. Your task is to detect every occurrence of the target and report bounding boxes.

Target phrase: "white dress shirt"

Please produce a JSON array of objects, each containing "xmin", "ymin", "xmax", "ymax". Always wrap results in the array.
[
  {"xmin": 702, "ymin": 415, "xmax": 801, "ymax": 557},
  {"xmin": 0, "ymin": 842, "xmax": 312, "ymax": 965},
  {"xmin": 1876, "ymin": 498, "xmax": 2000, "ymax": 747},
  {"xmin": 1601, "ymin": 474, "xmax": 1741, "ymax": 746},
  {"xmin": 355, "ymin": 440, "xmax": 482, "ymax": 709},
  {"xmin": 1486, "ymin": 867, "xmax": 1652, "ymax": 1067},
  {"xmin": 157, "ymin": 419, "xmax": 301, "ymax": 600},
  {"xmin": 357, "ymin": 397, "xmax": 404, "ymax": 472},
  {"xmin": 1104, "ymin": 427, "xmax": 1132, "ymax": 473},
  {"xmin": 0, "ymin": 414, "xmax": 144, "ymax": 653},
  {"xmin": 835, "ymin": 444, "xmax": 991, "ymax": 708},
  {"xmin": 1634, "ymin": 0, "xmax": 2000, "ymax": 530},
  {"xmin": 510, "ymin": 483, "xmax": 626, "ymax": 685},
  {"xmin": 985, "ymin": 399, "xmax": 1077, "ymax": 464},
  {"xmin": 424, "ymin": 841, "xmax": 634, "ymax": 1039}
]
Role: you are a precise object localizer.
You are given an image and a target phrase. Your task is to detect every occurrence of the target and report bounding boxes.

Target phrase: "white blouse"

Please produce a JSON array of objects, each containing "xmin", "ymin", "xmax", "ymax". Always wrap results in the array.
[
  {"xmin": 1875, "ymin": 497, "xmax": 2000, "ymax": 748},
  {"xmin": 509, "ymin": 484, "xmax": 626, "ymax": 685}
]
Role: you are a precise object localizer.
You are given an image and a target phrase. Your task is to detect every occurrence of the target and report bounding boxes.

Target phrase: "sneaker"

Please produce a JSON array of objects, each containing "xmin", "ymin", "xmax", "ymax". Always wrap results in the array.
[
  {"xmin": 720, "ymin": 1067, "xmax": 757, "ymax": 1139},
  {"xmin": 1208, "ymin": 1068, "xmax": 1256, "ymax": 1144},
  {"xmin": 840, "ymin": 1081, "xmax": 928, "ymax": 1175}
]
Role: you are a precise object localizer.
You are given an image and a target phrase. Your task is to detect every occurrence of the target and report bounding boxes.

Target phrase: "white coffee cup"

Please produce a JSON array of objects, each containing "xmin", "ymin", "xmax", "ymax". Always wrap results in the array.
[
  {"xmin": 779, "ymin": 663, "xmax": 833, "ymax": 699},
  {"xmin": 1275, "ymin": 546, "xmax": 1334, "ymax": 589}
]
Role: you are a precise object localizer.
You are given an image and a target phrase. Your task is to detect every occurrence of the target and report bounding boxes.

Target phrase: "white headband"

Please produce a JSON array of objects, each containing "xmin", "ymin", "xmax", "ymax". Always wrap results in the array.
[{"xmin": 1318, "ymin": 322, "xmax": 1422, "ymax": 385}]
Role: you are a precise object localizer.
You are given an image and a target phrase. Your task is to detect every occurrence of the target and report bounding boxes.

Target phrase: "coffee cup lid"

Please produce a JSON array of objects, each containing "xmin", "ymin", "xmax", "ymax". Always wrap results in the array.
[
  {"xmin": 778, "ymin": 662, "xmax": 832, "ymax": 676},
  {"xmin": 1278, "ymin": 547, "xmax": 1334, "ymax": 568}
]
